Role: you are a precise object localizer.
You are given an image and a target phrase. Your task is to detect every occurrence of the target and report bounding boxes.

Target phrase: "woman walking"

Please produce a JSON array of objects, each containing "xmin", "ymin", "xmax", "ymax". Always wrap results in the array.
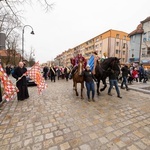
[{"xmin": 82, "ymin": 64, "xmax": 97, "ymax": 102}]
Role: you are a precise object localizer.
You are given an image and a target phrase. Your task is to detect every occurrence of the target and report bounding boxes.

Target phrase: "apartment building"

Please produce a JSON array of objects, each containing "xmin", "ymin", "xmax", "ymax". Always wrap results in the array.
[
  {"xmin": 128, "ymin": 16, "xmax": 150, "ymax": 64},
  {"xmin": 140, "ymin": 17, "xmax": 150, "ymax": 64},
  {"xmin": 55, "ymin": 29, "xmax": 130, "ymax": 66}
]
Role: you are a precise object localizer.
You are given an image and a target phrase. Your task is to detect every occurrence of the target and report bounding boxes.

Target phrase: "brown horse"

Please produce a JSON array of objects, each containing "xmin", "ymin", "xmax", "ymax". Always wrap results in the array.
[{"xmin": 72, "ymin": 61, "xmax": 84, "ymax": 99}]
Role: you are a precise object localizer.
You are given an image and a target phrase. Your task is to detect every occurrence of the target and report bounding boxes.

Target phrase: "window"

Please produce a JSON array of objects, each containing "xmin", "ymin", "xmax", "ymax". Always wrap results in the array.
[
  {"xmin": 116, "ymin": 42, "xmax": 119, "ymax": 46},
  {"xmin": 132, "ymin": 35, "xmax": 135, "ymax": 42},
  {"xmin": 100, "ymin": 43, "xmax": 102, "ymax": 47},
  {"xmin": 116, "ymin": 34, "xmax": 119, "ymax": 38},
  {"xmin": 95, "ymin": 44, "xmax": 99, "ymax": 48},
  {"xmin": 143, "ymin": 37, "xmax": 147, "ymax": 42},
  {"xmin": 123, "ymin": 43, "xmax": 126, "ymax": 48},
  {"xmin": 96, "ymin": 38, "xmax": 99, "ymax": 42},
  {"xmin": 123, "ymin": 51, "xmax": 125, "ymax": 55},
  {"xmin": 123, "ymin": 36, "xmax": 126, "ymax": 40},
  {"xmin": 116, "ymin": 50, "xmax": 118, "ymax": 54},
  {"xmin": 148, "ymin": 31, "xmax": 150, "ymax": 41},
  {"xmin": 148, "ymin": 47, "xmax": 150, "ymax": 55}
]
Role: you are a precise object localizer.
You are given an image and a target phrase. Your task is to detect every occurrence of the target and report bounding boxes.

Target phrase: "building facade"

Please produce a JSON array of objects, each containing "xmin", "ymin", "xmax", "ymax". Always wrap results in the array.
[
  {"xmin": 128, "ymin": 24, "xmax": 143, "ymax": 63},
  {"xmin": 141, "ymin": 17, "xmax": 150, "ymax": 64},
  {"xmin": 128, "ymin": 16, "xmax": 150, "ymax": 64},
  {"xmin": 55, "ymin": 29, "xmax": 130, "ymax": 66}
]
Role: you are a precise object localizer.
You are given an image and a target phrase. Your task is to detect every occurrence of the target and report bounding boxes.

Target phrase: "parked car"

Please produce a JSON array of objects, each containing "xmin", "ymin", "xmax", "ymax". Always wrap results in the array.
[{"xmin": 26, "ymin": 67, "xmax": 37, "ymax": 86}]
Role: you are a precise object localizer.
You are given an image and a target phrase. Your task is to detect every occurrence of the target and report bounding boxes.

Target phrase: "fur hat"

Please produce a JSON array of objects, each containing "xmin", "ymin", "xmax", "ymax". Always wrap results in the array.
[{"xmin": 92, "ymin": 51, "xmax": 98, "ymax": 55}]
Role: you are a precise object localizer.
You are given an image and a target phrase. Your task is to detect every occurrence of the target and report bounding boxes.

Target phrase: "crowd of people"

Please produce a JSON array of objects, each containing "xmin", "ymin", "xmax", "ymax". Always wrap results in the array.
[
  {"xmin": 41, "ymin": 53, "xmax": 149, "ymax": 101},
  {"xmin": 120, "ymin": 63, "xmax": 149, "ymax": 85},
  {"xmin": 42, "ymin": 64, "xmax": 71, "ymax": 82},
  {"xmin": 3, "ymin": 53, "xmax": 149, "ymax": 102}
]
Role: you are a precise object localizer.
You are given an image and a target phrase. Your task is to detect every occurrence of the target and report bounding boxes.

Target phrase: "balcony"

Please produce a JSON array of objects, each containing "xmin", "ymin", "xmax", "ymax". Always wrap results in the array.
[{"xmin": 142, "ymin": 54, "xmax": 150, "ymax": 57}]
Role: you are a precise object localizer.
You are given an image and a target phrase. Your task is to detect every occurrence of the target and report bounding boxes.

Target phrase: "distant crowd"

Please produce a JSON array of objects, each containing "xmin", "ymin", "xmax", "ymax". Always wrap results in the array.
[{"xmin": 3, "ymin": 54, "xmax": 150, "ymax": 85}]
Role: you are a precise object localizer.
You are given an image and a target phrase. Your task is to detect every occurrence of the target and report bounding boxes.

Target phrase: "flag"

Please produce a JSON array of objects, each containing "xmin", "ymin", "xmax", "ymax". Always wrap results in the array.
[
  {"xmin": 27, "ymin": 62, "xmax": 48, "ymax": 94},
  {"xmin": 88, "ymin": 55, "xmax": 95, "ymax": 71},
  {"xmin": 0, "ymin": 64, "xmax": 19, "ymax": 101}
]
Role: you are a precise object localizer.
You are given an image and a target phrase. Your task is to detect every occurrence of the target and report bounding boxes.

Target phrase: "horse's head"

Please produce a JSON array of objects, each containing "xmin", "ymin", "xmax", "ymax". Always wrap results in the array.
[
  {"xmin": 101, "ymin": 57, "xmax": 121, "ymax": 74},
  {"xmin": 77, "ymin": 61, "xmax": 84, "ymax": 75},
  {"xmin": 108, "ymin": 57, "xmax": 121, "ymax": 74}
]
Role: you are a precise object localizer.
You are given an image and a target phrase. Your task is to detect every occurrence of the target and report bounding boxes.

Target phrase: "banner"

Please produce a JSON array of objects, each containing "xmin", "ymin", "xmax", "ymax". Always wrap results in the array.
[
  {"xmin": 27, "ymin": 62, "xmax": 48, "ymax": 94},
  {"xmin": 0, "ymin": 65, "xmax": 18, "ymax": 101}
]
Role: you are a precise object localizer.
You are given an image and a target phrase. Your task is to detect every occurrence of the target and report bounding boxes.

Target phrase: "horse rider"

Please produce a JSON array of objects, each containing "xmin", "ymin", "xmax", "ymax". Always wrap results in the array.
[
  {"xmin": 100, "ymin": 52, "xmax": 108, "ymax": 62},
  {"xmin": 88, "ymin": 51, "xmax": 99, "ymax": 75},
  {"xmin": 69, "ymin": 54, "xmax": 87, "ymax": 79}
]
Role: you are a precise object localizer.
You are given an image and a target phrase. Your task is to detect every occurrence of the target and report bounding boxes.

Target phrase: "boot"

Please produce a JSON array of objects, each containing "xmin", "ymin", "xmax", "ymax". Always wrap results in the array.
[
  {"xmin": 117, "ymin": 95, "xmax": 122, "ymax": 98},
  {"xmin": 69, "ymin": 73, "xmax": 72, "ymax": 79},
  {"xmin": 120, "ymin": 82, "xmax": 124, "ymax": 89},
  {"xmin": 125, "ymin": 85, "xmax": 129, "ymax": 91}
]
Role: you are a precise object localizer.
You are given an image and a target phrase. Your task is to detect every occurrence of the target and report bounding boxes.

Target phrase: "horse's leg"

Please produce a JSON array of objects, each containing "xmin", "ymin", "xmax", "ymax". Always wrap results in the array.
[
  {"xmin": 97, "ymin": 79, "xmax": 100, "ymax": 95},
  {"xmin": 74, "ymin": 82, "xmax": 79, "ymax": 96},
  {"xmin": 100, "ymin": 78, "xmax": 107, "ymax": 91},
  {"xmin": 73, "ymin": 81, "xmax": 75, "ymax": 90},
  {"xmin": 81, "ymin": 82, "xmax": 84, "ymax": 99}
]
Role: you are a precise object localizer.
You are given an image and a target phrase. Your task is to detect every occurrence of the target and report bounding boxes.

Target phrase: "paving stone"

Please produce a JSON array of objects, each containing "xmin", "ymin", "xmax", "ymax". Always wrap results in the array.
[
  {"xmin": 135, "ymin": 141, "xmax": 147, "ymax": 149},
  {"xmin": 48, "ymin": 146, "xmax": 59, "ymax": 150},
  {"xmin": 24, "ymin": 138, "xmax": 33, "ymax": 146},
  {"xmin": 60, "ymin": 142, "xmax": 71, "ymax": 150},
  {"xmin": 45, "ymin": 133, "xmax": 54, "ymax": 139},
  {"xmin": 10, "ymin": 135, "xmax": 21, "ymax": 143},
  {"xmin": 0, "ymin": 145, "xmax": 10, "ymax": 150},
  {"xmin": 89, "ymin": 132, "xmax": 98, "ymax": 139},
  {"xmin": 127, "ymin": 144, "xmax": 140, "ymax": 150},
  {"xmin": 80, "ymin": 144, "xmax": 91, "ymax": 150},
  {"xmin": 133, "ymin": 130, "xmax": 144, "ymax": 138},
  {"xmin": 99, "ymin": 137, "xmax": 109, "ymax": 144},
  {"xmin": 43, "ymin": 139, "xmax": 54, "ymax": 149},
  {"xmin": 54, "ymin": 136, "xmax": 64, "ymax": 144},
  {"xmin": 69, "ymin": 138, "xmax": 82, "ymax": 148},
  {"xmin": 34, "ymin": 135, "xmax": 44, "ymax": 143},
  {"xmin": 3, "ymin": 133, "xmax": 14, "ymax": 139},
  {"xmin": 32, "ymin": 142, "xmax": 43, "ymax": 150},
  {"xmin": 141, "ymin": 137, "xmax": 150, "ymax": 146},
  {"xmin": 104, "ymin": 126, "xmax": 114, "ymax": 133},
  {"xmin": 0, "ymin": 79, "xmax": 150, "ymax": 150},
  {"xmin": 10, "ymin": 141, "xmax": 23, "ymax": 150}
]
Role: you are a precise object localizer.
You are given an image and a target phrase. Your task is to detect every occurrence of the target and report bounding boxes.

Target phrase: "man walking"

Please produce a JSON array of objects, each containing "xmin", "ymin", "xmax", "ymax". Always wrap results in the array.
[{"xmin": 121, "ymin": 63, "xmax": 129, "ymax": 91}]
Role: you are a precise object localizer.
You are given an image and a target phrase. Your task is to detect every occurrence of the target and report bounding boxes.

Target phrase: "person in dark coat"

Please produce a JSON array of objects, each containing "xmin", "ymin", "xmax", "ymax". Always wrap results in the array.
[
  {"xmin": 121, "ymin": 64, "xmax": 130, "ymax": 91},
  {"xmin": 82, "ymin": 64, "xmax": 97, "ymax": 102},
  {"xmin": 64, "ymin": 66, "xmax": 70, "ymax": 81},
  {"xmin": 139, "ymin": 64, "xmax": 145, "ymax": 82},
  {"xmin": 12, "ymin": 61, "xmax": 29, "ymax": 101},
  {"xmin": 49, "ymin": 65, "xmax": 56, "ymax": 82},
  {"xmin": 5, "ymin": 65, "xmax": 11, "ymax": 76},
  {"xmin": 107, "ymin": 68, "xmax": 122, "ymax": 98},
  {"xmin": 43, "ymin": 64, "xmax": 49, "ymax": 80}
]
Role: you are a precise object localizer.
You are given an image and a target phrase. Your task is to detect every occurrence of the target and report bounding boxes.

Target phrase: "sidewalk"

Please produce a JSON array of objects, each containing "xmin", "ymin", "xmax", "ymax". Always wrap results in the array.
[{"xmin": 118, "ymin": 80, "xmax": 150, "ymax": 94}]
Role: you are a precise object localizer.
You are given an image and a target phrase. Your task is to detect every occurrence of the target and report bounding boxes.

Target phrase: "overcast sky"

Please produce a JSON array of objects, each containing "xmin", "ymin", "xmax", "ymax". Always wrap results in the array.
[{"xmin": 21, "ymin": 0, "xmax": 150, "ymax": 63}]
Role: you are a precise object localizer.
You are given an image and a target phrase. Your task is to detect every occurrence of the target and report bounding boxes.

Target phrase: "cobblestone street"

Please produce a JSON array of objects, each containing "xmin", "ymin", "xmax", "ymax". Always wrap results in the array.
[{"xmin": 0, "ymin": 79, "xmax": 150, "ymax": 150}]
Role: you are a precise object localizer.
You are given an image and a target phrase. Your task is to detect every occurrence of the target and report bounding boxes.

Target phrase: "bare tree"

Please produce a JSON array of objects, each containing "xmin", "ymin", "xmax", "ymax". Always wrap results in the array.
[
  {"xmin": 5, "ymin": 31, "xmax": 21, "ymax": 65},
  {"xmin": 0, "ymin": 0, "xmax": 53, "ymax": 13},
  {"xmin": 0, "ymin": 0, "xmax": 54, "ymax": 65},
  {"xmin": 28, "ymin": 49, "xmax": 35, "ymax": 66}
]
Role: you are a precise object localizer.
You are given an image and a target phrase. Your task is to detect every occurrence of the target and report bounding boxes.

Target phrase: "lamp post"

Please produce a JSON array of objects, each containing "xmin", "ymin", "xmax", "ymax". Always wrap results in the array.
[
  {"xmin": 0, "ymin": 56, "xmax": 2, "ymax": 103},
  {"xmin": 22, "ymin": 25, "xmax": 34, "ymax": 61}
]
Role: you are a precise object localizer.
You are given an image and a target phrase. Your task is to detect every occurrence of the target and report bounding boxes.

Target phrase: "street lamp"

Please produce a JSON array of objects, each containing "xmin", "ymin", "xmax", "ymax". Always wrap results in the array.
[{"xmin": 22, "ymin": 25, "xmax": 35, "ymax": 61}]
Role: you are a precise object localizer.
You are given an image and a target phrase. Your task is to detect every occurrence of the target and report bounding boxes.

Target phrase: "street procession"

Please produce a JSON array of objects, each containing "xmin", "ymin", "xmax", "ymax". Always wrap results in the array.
[{"xmin": 0, "ymin": 0, "xmax": 150, "ymax": 150}]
